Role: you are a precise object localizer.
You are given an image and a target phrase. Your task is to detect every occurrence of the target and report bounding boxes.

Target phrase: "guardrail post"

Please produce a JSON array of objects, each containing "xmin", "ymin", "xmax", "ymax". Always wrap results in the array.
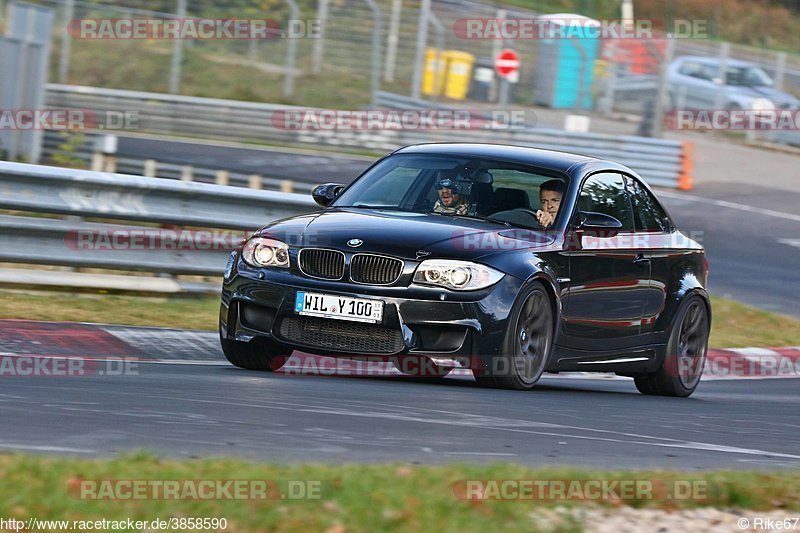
[
  {"xmin": 169, "ymin": 0, "xmax": 186, "ymax": 94},
  {"xmin": 713, "ymin": 42, "xmax": 730, "ymax": 110},
  {"xmin": 410, "ymin": 0, "xmax": 431, "ymax": 100},
  {"xmin": 774, "ymin": 51, "xmax": 786, "ymax": 92},
  {"xmin": 215, "ymin": 170, "xmax": 229, "ymax": 186},
  {"xmin": 283, "ymin": 0, "xmax": 299, "ymax": 99},
  {"xmin": 363, "ymin": 0, "xmax": 382, "ymax": 106},
  {"xmin": 679, "ymin": 141, "xmax": 694, "ymax": 191},
  {"xmin": 488, "ymin": 9, "xmax": 506, "ymax": 102},
  {"xmin": 427, "ymin": 11, "xmax": 445, "ymax": 101},
  {"xmin": 280, "ymin": 180, "xmax": 294, "ymax": 193},
  {"xmin": 311, "ymin": 0, "xmax": 328, "ymax": 74},
  {"xmin": 91, "ymin": 152, "xmax": 104, "ymax": 172},
  {"xmin": 58, "ymin": 0, "xmax": 75, "ymax": 83},
  {"xmin": 249, "ymin": 174, "xmax": 262, "ymax": 189},
  {"xmin": 103, "ymin": 156, "xmax": 117, "ymax": 173},
  {"xmin": 384, "ymin": 0, "xmax": 401, "ymax": 82},
  {"xmin": 181, "ymin": 165, "xmax": 194, "ymax": 182},
  {"xmin": 651, "ymin": 37, "xmax": 675, "ymax": 139},
  {"xmin": 144, "ymin": 159, "xmax": 157, "ymax": 177}
]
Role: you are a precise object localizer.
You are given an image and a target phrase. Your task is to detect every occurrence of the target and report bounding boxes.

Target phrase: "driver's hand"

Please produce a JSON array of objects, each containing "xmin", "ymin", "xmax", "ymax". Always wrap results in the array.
[{"xmin": 536, "ymin": 210, "xmax": 555, "ymax": 228}]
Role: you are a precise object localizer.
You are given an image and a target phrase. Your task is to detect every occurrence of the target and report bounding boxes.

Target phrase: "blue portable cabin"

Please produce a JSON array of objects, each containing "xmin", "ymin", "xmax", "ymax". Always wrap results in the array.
[{"xmin": 533, "ymin": 14, "xmax": 601, "ymax": 110}]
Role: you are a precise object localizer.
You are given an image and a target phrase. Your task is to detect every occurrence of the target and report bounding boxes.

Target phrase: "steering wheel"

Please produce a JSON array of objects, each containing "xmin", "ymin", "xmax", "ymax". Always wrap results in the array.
[{"xmin": 489, "ymin": 208, "xmax": 543, "ymax": 228}]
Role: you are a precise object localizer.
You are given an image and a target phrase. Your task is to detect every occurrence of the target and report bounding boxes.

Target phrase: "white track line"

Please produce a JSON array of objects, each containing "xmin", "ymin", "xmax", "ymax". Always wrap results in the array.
[{"xmin": 657, "ymin": 190, "xmax": 800, "ymax": 223}]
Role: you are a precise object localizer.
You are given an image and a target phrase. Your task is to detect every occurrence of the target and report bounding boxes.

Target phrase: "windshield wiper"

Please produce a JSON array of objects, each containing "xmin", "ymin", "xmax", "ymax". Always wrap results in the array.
[
  {"xmin": 347, "ymin": 204, "xmax": 415, "ymax": 211},
  {"xmin": 430, "ymin": 211, "xmax": 511, "ymax": 227}
]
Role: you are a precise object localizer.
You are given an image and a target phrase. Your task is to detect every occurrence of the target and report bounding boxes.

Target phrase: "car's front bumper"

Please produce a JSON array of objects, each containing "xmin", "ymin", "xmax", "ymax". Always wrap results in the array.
[{"xmin": 220, "ymin": 255, "xmax": 524, "ymax": 366}]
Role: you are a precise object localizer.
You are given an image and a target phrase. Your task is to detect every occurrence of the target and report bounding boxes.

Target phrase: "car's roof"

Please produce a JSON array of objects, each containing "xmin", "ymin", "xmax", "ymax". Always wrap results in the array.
[
  {"xmin": 675, "ymin": 55, "xmax": 755, "ymax": 68},
  {"xmin": 392, "ymin": 142, "xmax": 616, "ymax": 174}
]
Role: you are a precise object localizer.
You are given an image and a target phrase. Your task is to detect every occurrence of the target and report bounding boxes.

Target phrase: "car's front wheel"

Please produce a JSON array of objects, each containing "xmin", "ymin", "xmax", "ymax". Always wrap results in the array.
[
  {"xmin": 476, "ymin": 281, "xmax": 554, "ymax": 390},
  {"xmin": 221, "ymin": 338, "xmax": 290, "ymax": 371},
  {"xmin": 635, "ymin": 295, "xmax": 710, "ymax": 397}
]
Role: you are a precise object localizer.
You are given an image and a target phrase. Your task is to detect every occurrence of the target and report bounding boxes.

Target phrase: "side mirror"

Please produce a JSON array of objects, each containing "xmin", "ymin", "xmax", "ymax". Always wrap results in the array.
[
  {"xmin": 312, "ymin": 183, "xmax": 346, "ymax": 207},
  {"xmin": 574, "ymin": 211, "xmax": 623, "ymax": 238}
]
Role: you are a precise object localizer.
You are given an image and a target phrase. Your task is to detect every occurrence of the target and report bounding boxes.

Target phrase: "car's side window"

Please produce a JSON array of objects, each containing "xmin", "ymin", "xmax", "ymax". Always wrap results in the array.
[
  {"xmin": 678, "ymin": 61, "xmax": 701, "ymax": 77},
  {"xmin": 577, "ymin": 173, "xmax": 634, "ymax": 232},
  {"xmin": 624, "ymin": 176, "xmax": 673, "ymax": 233},
  {"xmin": 699, "ymin": 64, "xmax": 718, "ymax": 81}
]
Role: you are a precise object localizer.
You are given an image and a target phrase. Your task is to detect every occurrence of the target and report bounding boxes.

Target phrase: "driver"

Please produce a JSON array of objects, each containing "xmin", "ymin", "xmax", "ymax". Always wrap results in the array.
[
  {"xmin": 433, "ymin": 175, "xmax": 471, "ymax": 215},
  {"xmin": 536, "ymin": 179, "xmax": 565, "ymax": 229}
]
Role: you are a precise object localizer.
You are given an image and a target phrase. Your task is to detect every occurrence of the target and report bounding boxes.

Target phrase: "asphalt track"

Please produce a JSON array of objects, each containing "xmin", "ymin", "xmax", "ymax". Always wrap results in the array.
[
  {"xmin": 658, "ymin": 182, "xmax": 800, "ymax": 318},
  {"xmin": 7, "ymin": 137, "xmax": 795, "ymax": 467},
  {"xmin": 116, "ymin": 135, "xmax": 372, "ymax": 182},
  {"xmin": 1, "ymin": 321, "xmax": 799, "ymax": 469}
]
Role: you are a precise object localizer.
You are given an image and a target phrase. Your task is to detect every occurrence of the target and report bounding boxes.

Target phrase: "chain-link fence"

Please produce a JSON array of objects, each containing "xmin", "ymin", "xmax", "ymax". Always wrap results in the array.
[{"xmin": 5, "ymin": 0, "xmax": 800, "ymax": 143}]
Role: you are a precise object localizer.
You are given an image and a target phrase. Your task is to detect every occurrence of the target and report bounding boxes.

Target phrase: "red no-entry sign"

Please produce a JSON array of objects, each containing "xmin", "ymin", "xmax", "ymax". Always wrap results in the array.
[{"xmin": 494, "ymin": 49, "xmax": 520, "ymax": 78}]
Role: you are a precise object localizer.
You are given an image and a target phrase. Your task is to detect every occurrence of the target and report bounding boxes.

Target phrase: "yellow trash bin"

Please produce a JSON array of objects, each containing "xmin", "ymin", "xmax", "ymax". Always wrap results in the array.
[
  {"xmin": 422, "ymin": 48, "xmax": 446, "ymax": 96},
  {"xmin": 441, "ymin": 50, "xmax": 475, "ymax": 100}
]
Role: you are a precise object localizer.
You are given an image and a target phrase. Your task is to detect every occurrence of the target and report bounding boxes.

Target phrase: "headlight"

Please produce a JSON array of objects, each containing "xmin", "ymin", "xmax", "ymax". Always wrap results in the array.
[
  {"xmin": 242, "ymin": 237, "xmax": 289, "ymax": 268},
  {"xmin": 750, "ymin": 98, "xmax": 775, "ymax": 111},
  {"xmin": 413, "ymin": 260, "xmax": 504, "ymax": 291}
]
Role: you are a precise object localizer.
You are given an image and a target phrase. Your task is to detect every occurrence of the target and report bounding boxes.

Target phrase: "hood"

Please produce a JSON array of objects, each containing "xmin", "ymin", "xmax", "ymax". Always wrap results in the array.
[
  {"xmin": 257, "ymin": 208, "xmax": 556, "ymax": 260},
  {"xmin": 736, "ymin": 86, "xmax": 798, "ymax": 107}
]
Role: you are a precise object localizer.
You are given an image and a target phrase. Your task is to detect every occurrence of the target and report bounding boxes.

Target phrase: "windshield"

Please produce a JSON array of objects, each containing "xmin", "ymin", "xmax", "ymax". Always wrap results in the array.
[{"xmin": 334, "ymin": 154, "xmax": 570, "ymax": 230}]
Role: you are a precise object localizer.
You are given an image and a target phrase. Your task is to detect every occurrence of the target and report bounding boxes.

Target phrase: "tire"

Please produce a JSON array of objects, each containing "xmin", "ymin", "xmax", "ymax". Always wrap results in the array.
[
  {"xmin": 634, "ymin": 295, "xmax": 710, "ymax": 397},
  {"xmin": 220, "ymin": 337, "xmax": 290, "ymax": 371},
  {"xmin": 391, "ymin": 355, "xmax": 452, "ymax": 378},
  {"xmin": 475, "ymin": 282, "xmax": 554, "ymax": 390}
]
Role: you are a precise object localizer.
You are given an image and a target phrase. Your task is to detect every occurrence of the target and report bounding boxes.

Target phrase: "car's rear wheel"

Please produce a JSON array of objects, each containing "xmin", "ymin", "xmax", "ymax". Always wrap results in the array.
[
  {"xmin": 391, "ymin": 355, "xmax": 452, "ymax": 378},
  {"xmin": 635, "ymin": 295, "xmax": 709, "ymax": 397},
  {"xmin": 221, "ymin": 338, "xmax": 290, "ymax": 371},
  {"xmin": 476, "ymin": 282, "xmax": 554, "ymax": 390}
]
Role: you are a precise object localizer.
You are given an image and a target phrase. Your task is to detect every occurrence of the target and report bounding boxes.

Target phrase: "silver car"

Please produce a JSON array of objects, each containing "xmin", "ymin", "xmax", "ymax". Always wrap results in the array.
[{"xmin": 667, "ymin": 55, "xmax": 798, "ymax": 111}]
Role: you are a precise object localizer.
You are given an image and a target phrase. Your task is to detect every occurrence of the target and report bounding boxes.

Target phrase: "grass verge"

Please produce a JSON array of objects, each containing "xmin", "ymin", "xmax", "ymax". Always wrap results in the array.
[
  {"xmin": 0, "ymin": 454, "xmax": 798, "ymax": 533},
  {"xmin": 708, "ymin": 297, "xmax": 800, "ymax": 349},
  {"xmin": 0, "ymin": 290, "xmax": 798, "ymax": 348},
  {"xmin": 0, "ymin": 290, "xmax": 219, "ymax": 331}
]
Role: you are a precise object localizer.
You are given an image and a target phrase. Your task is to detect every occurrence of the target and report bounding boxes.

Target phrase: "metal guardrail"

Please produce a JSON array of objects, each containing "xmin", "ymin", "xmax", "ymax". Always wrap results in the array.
[
  {"xmin": 0, "ymin": 161, "xmax": 317, "ymax": 281},
  {"xmin": 374, "ymin": 91, "xmax": 691, "ymax": 189},
  {"xmin": 0, "ymin": 161, "xmax": 316, "ymax": 231},
  {"xmin": 41, "ymin": 131, "xmax": 319, "ymax": 192},
  {"xmin": 0, "ymin": 214, "xmax": 227, "ymax": 276},
  {"xmin": 44, "ymin": 84, "xmax": 692, "ymax": 189}
]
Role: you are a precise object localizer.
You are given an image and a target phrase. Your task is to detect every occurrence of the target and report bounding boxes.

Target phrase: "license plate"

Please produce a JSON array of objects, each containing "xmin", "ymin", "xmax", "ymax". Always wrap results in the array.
[{"xmin": 295, "ymin": 291, "xmax": 384, "ymax": 324}]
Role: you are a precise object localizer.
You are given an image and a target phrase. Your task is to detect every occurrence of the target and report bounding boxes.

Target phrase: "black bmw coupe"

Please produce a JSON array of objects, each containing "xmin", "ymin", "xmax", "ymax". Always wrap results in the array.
[{"xmin": 219, "ymin": 143, "xmax": 710, "ymax": 396}]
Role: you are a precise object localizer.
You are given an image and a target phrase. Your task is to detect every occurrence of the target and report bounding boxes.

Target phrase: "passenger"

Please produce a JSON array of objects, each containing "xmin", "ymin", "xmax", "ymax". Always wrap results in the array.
[
  {"xmin": 433, "ymin": 176, "xmax": 471, "ymax": 215},
  {"xmin": 536, "ymin": 179, "xmax": 565, "ymax": 229}
]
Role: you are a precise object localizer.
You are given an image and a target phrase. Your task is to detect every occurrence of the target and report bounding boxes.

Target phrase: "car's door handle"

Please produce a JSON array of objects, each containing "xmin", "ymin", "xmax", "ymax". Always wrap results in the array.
[{"xmin": 633, "ymin": 254, "xmax": 651, "ymax": 266}]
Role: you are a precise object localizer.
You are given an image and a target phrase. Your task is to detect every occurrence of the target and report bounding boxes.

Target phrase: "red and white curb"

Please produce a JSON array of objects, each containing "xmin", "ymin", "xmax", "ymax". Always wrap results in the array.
[
  {"xmin": 0, "ymin": 320, "xmax": 798, "ymax": 381},
  {"xmin": 702, "ymin": 347, "xmax": 800, "ymax": 380}
]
